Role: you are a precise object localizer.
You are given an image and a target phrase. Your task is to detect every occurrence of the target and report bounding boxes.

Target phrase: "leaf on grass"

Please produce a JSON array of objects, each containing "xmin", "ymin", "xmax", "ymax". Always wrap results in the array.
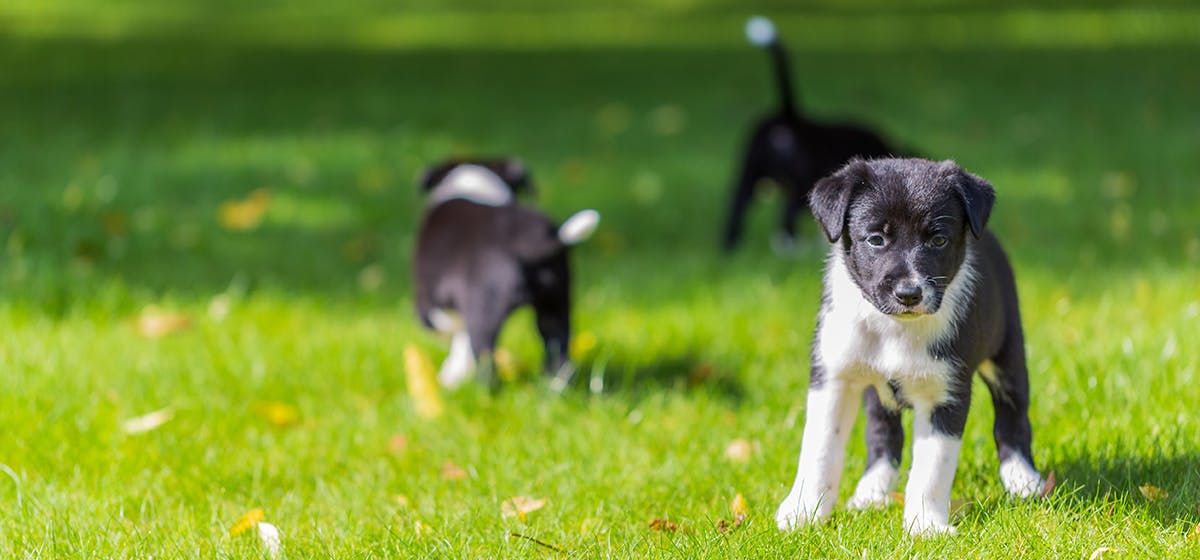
[
  {"xmin": 730, "ymin": 493, "xmax": 749, "ymax": 521},
  {"xmin": 229, "ymin": 509, "xmax": 264, "ymax": 537},
  {"xmin": 718, "ymin": 493, "xmax": 750, "ymax": 533},
  {"xmin": 219, "ymin": 188, "xmax": 272, "ymax": 231},
  {"xmin": 1139, "ymin": 483, "xmax": 1169, "ymax": 501},
  {"xmin": 256, "ymin": 402, "xmax": 300, "ymax": 428},
  {"xmin": 121, "ymin": 407, "xmax": 174, "ymax": 434},
  {"xmin": 570, "ymin": 331, "xmax": 598, "ymax": 361},
  {"xmin": 649, "ymin": 518, "xmax": 679, "ymax": 532},
  {"xmin": 440, "ymin": 461, "xmax": 468, "ymax": 481},
  {"xmin": 404, "ymin": 345, "xmax": 444, "ymax": 419},
  {"xmin": 1040, "ymin": 470, "xmax": 1058, "ymax": 498},
  {"xmin": 1188, "ymin": 521, "xmax": 1200, "ymax": 541},
  {"xmin": 724, "ymin": 439, "xmax": 756, "ymax": 463},
  {"xmin": 135, "ymin": 307, "xmax": 190, "ymax": 338},
  {"xmin": 1088, "ymin": 547, "xmax": 1118, "ymax": 560},
  {"xmin": 502, "ymin": 496, "xmax": 547, "ymax": 521},
  {"xmin": 889, "ymin": 492, "xmax": 905, "ymax": 506}
]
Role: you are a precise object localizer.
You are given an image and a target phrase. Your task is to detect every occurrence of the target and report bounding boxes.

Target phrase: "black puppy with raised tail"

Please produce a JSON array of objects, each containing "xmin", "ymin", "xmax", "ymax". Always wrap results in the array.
[
  {"xmin": 413, "ymin": 158, "xmax": 599, "ymax": 391},
  {"xmin": 775, "ymin": 158, "xmax": 1043, "ymax": 535},
  {"xmin": 723, "ymin": 17, "xmax": 899, "ymax": 253}
]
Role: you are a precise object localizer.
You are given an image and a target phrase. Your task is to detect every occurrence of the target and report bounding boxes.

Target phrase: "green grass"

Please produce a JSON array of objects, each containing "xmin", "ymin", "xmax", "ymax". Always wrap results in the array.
[{"xmin": 2, "ymin": 3, "xmax": 1200, "ymax": 558}]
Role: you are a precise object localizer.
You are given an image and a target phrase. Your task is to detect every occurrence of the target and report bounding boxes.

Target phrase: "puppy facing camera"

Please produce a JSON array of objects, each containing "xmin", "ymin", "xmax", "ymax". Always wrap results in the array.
[
  {"xmin": 413, "ymin": 158, "xmax": 599, "ymax": 391},
  {"xmin": 775, "ymin": 158, "xmax": 1043, "ymax": 536},
  {"xmin": 724, "ymin": 16, "xmax": 901, "ymax": 253}
]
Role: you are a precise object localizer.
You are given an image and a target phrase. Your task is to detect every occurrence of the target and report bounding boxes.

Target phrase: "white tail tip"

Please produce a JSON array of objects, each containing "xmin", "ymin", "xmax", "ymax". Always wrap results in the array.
[
  {"xmin": 558, "ymin": 209, "xmax": 600, "ymax": 245},
  {"xmin": 746, "ymin": 16, "xmax": 776, "ymax": 47}
]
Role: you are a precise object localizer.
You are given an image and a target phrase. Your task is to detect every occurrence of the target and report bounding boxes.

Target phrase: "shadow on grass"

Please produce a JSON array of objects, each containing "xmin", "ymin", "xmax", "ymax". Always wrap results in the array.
[
  {"xmin": 1050, "ymin": 447, "xmax": 1200, "ymax": 528},
  {"xmin": 568, "ymin": 353, "xmax": 747, "ymax": 405}
]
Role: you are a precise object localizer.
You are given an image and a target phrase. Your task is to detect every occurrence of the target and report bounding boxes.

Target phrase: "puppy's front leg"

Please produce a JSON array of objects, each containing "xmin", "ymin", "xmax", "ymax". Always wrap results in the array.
[
  {"xmin": 776, "ymin": 378, "xmax": 861, "ymax": 530},
  {"xmin": 904, "ymin": 398, "xmax": 968, "ymax": 536}
]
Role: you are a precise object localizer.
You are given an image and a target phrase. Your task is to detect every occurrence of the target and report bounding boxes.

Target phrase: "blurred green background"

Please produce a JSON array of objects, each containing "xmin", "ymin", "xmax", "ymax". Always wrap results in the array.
[{"xmin": 1, "ymin": 1, "xmax": 1198, "ymax": 558}]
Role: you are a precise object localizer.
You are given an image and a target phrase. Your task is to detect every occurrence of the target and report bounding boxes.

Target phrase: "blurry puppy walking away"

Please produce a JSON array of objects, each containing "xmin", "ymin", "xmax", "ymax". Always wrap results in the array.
[
  {"xmin": 413, "ymin": 158, "xmax": 600, "ymax": 391},
  {"xmin": 774, "ymin": 158, "xmax": 1043, "ymax": 536},
  {"xmin": 723, "ymin": 16, "xmax": 900, "ymax": 253}
]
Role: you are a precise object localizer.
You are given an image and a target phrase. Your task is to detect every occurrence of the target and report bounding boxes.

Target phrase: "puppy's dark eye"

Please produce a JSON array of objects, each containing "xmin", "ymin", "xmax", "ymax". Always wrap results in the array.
[
  {"xmin": 930, "ymin": 234, "xmax": 949, "ymax": 248},
  {"xmin": 866, "ymin": 234, "xmax": 886, "ymax": 247}
]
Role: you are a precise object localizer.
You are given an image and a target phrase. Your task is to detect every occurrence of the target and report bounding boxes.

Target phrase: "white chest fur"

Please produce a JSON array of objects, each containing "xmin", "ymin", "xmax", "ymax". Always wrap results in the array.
[{"xmin": 816, "ymin": 249, "xmax": 977, "ymax": 406}]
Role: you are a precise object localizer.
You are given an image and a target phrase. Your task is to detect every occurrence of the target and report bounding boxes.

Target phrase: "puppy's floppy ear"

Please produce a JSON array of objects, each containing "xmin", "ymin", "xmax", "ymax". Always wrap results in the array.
[
  {"xmin": 810, "ymin": 159, "xmax": 869, "ymax": 242},
  {"xmin": 418, "ymin": 162, "xmax": 454, "ymax": 193},
  {"xmin": 501, "ymin": 158, "xmax": 534, "ymax": 195},
  {"xmin": 944, "ymin": 161, "xmax": 995, "ymax": 239}
]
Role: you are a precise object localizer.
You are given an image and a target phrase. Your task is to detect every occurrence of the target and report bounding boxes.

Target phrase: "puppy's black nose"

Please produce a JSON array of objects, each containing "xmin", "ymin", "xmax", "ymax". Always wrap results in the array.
[{"xmin": 893, "ymin": 282, "xmax": 923, "ymax": 307}]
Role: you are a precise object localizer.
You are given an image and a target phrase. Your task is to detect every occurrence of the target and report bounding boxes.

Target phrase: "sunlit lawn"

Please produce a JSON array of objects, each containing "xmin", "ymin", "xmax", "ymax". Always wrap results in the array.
[{"xmin": 1, "ymin": 3, "xmax": 1199, "ymax": 558}]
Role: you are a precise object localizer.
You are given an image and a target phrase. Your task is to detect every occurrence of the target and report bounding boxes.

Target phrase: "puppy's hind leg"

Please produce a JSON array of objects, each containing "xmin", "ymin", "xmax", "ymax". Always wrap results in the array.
[
  {"xmin": 772, "ymin": 183, "xmax": 807, "ymax": 256},
  {"xmin": 847, "ymin": 385, "xmax": 903, "ymax": 510},
  {"xmin": 722, "ymin": 145, "xmax": 766, "ymax": 252},
  {"xmin": 982, "ymin": 337, "xmax": 1043, "ymax": 498}
]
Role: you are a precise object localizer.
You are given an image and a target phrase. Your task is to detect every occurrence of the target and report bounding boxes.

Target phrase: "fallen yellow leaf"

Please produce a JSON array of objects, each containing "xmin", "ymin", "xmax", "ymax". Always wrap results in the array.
[
  {"xmin": 219, "ymin": 189, "xmax": 272, "ymax": 231},
  {"xmin": 570, "ymin": 331, "xmax": 597, "ymax": 361},
  {"xmin": 728, "ymin": 494, "xmax": 750, "ymax": 525},
  {"xmin": 229, "ymin": 508, "xmax": 264, "ymax": 537},
  {"xmin": 135, "ymin": 307, "xmax": 190, "ymax": 338},
  {"xmin": 502, "ymin": 496, "xmax": 547, "ymax": 521},
  {"xmin": 255, "ymin": 402, "xmax": 300, "ymax": 428},
  {"xmin": 404, "ymin": 345, "xmax": 443, "ymax": 419},
  {"xmin": 121, "ymin": 407, "xmax": 174, "ymax": 434},
  {"xmin": 440, "ymin": 461, "xmax": 468, "ymax": 481},
  {"xmin": 1139, "ymin": 483, "xmax": 1169, "ymax": 501}
]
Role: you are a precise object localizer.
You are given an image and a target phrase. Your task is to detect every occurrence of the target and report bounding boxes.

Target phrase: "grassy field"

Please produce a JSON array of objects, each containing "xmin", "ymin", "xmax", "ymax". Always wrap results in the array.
[{"xmin": 2, "ymin": 3, "xmax": 1199, "ymax": 558}]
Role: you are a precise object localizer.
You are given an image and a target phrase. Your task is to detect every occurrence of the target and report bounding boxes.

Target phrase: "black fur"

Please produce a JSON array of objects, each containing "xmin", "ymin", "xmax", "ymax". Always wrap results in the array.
[
  {"xmin": 813, "ymin": 157, "xmax": 1036, "ymax": 483},
  {"xmin": 413, "ymin": 160, "xmax": 576, "ymax": 386},
  {"xmin": 723, "ymin": 20, "xmax": 901, "ymax": 251}
]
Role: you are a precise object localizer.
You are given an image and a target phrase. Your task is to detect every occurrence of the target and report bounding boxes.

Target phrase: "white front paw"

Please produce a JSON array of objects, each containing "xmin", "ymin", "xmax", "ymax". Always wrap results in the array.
[
  {"xmin": 905, "ymin": 514, "xmax": 957, "ymax": 537},
  {"xmin": 775, "ymin": 492, "xmax": 824, "ymax": 531}
]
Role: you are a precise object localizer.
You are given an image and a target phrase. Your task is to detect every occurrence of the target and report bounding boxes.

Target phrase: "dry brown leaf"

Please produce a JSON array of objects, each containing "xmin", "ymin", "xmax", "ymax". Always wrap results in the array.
[
  {"xmin": 649, "ymin": 518, "xmax": 679, "ymax": 532},
  {"xmin": 1088, "ymin": 547, "xmax": 1118, "ymax": 560},
  {"xmin": 502, "ymin": 496, "xmax": 547, "ymax": 521},
  {"xmin": 229, "ymin": 508, "xmax": 264, "ymax": 537},
  {"xmin": 256, "ymin": 402, "xmax": 300, "ymax": 428},
  {"xmin": 121, "ymin": 407, "xmax": 174, "ymax": 434},
  {"xmin": 440, "ymin": 461, "xmax": 468, "ymax": 481},
  {"xmin": 1040, "ymin": 469, "xmax": 1058, "ymax": 498},
  {"xmin": 135, "ymin": 307, "xmax": 190, "ymax": 338},
  {"xmin": 1139, "ymin": 483, "xmax": 1169, "ymax": 501},
  {"xmin": 724, "ymin": 439, "xmax": 756, "ymax": 463},
  {"xmin": 219, "ymin": 188, "xmax": 272, "ymax": 231},
  {"xmin": 404, "ymin": 345, "xmax": 443, "ymax": 419},
  {"xmin": 1187, "ymin": 521, "xmax": 1200, "ymax": 541},
  {"xmin": 889, "ymin": 492, "xmax": 905, "ymax": 506}
]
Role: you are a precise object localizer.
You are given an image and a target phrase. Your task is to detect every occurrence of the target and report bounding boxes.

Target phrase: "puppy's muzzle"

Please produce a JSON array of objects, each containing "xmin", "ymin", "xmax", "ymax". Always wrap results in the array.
[{"xmin": 892, "ymin": 280, "xmax": 923, "ymax": 307}]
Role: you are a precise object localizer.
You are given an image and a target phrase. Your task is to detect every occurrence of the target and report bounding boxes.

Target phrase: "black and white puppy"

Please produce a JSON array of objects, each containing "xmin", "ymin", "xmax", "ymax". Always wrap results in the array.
[
  {"xmin": 413, "ymin": 159, "xmax": 599, "ymax": 390},
  {"xmin": 723, "ymin": 17, "xmax": 899, "ymax": 253},
  {"xmin": 775, "ymin": 158, "xmax": 1043, "ymax": 535}
]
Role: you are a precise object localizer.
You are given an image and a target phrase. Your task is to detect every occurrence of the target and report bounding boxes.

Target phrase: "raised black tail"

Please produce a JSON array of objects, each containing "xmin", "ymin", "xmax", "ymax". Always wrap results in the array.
[{"xmin": 745, "ymin": 16, "xmax": 798, "ymax": 116}]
